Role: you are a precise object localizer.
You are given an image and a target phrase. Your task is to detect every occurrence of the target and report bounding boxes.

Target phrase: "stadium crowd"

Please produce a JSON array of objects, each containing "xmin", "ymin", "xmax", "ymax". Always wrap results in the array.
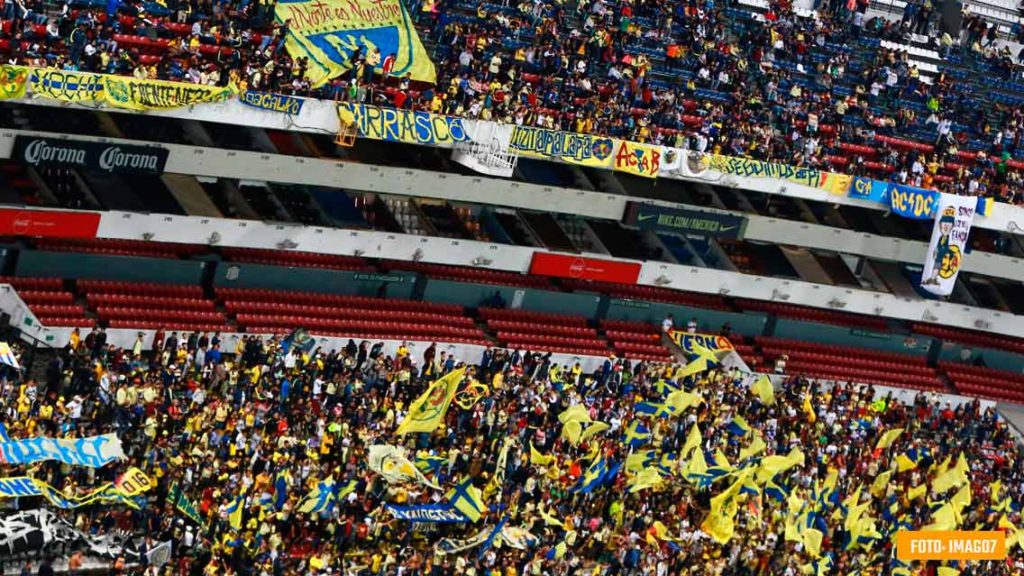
[
  {"xmin": 1, "ymin": 0, "xmax": 1024, "ymax": 203},
  {"xmin": 2, "ymin": 327, "xmax": 1023, "ymax": 575}
]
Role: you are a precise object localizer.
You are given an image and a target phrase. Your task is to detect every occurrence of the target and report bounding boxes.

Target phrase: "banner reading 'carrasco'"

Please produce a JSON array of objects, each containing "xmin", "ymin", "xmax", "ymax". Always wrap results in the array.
[{"xmin": 13, "ymin": 136, "xmax": 169, "ymax": 175}]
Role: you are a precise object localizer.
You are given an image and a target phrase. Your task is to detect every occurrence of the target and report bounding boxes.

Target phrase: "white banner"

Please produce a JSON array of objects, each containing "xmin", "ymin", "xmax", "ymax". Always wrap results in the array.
[
  {"xmin": 452, "ymin": 122, "xmax": 516, "ymax": 178},
  {"xmin": 921, "ymin": 193, "xmax": 976, "ymax": 296}
]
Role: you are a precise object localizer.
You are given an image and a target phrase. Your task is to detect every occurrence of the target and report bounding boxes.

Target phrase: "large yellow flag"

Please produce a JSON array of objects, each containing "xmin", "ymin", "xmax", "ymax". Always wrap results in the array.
[
  {"xmin": 932, "ymin": 453, "xmax": 969, "ymax": 494},
  {"xmin": 923, "ymin": 502, "xmax": 958, "ymax": 532},
  {"xmin": 529, "ymin": 442, "xmax": 555, "ymax": 467},
  {"xmin": 750, "ymin": 375, "xmax": 776, "ymax": 405},
  {"xmin": 739, "ymin": 435, "xmax": 766, "ymax": 462},
  {"xmin": 558, "ymin": 404, "xmax": 592, "ymax": 424},
  {"xmin": 682, "ymin": 424, "xmax": 702, "ymax": 457},
  {"xmin": 666, "ymin": 390, "xmax": 704, "ymax": 413},
  {"xmin": 803, "ymin": 528, "xmax": 824, "ymax": 558},
  {"xmin": 874, "ymin": 428, "xmax": 904, "ymax": 450},
  {"xmin": 396, "ymin": 368, "xmax": 466, "ymax": 435},
  {"xmin": 674, "ymin": 357, "xmax": 709, "ymax": 380},
  {"xmin": 579, "ymin": 421, "xmax": 610, "ymax": 443},
  {"xmin": 937, "ymin": 567, "xmax": 960, "ymax": 576},
  {"xmin": 802, "ymin": 394, "xmax": 817, "ymax": 424},
  {"xmin": 870, "ymin": 469, "xmax": 893, "ymax": 497}
]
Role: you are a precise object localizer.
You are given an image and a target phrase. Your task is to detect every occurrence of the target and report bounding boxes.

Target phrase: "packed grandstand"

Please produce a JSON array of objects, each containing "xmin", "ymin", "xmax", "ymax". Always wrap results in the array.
[{"xmin": 0, "ymin": 0, "xmax": 1021, "ymax": 574}]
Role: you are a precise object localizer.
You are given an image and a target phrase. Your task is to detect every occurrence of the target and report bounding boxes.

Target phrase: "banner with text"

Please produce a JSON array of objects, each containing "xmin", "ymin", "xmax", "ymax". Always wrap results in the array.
[
  {"xmin": 613, "ymin": 140, "xmax": 661, "ymax": 178},
  {"xmin": 920, "ymin": 194, "xmax": 976, "ymax": 296},
  {"xmin": 0, "ymin": 433, "xmax": 125, "ymax": 467},
  {"xmin": 529, "ymin": 252, "xmax": 641, "ymax": 284},
  {"xmin": 848, "ymin": 176, "xmax": 890, "ymax": 204},
  {"xmin": 0, "ymin": 467, "xmax": 152, "ymax": 509},
  {"xmin": 707, "ymin": 155, "xmax": 842, "ymax": 190},
  {"xmin": 102, "ymin": 76, "xmax": 234, "ymax": 111},
  {"xmin": 240, "ymin": 91, "xmax": 304, "ymax": 115},
  {"xmin": 631, "ymin": 203, "xmax": 747, "ymax": 240},
  {"xmin": 0, "ymin": 65, "xmax": 29, "ymax": 100},
  {"xmin": 0, "ymin": 209, "xmax": 100, "ymax": 239},
  {"xmin": 338, "ymin": 103, "xmax": 469, "ymax": 147},
  {"xmin": 386, "ymin": 502, "xmax": 471, "ymax": 523},
  {"xmin": 13, "ymin": 136, "xmax": 169, "ymax": 175},
  {"xmin": 889, "ymin": 184, "xmax": 939, "ymax": 220},
  {"xmin": 670, "ymin": 331, "xmax": 736, "ymax": 355},
  {"xmin": 275, "ymin": 0, "xmax": 436, "ymax": 87},
  {"xmin": 32, "ymin": 69, "xmax": 104, "ymax": 103},
  {"xmin": 508, "ymin": 126, "xmax": 615, "ymax": 169}
]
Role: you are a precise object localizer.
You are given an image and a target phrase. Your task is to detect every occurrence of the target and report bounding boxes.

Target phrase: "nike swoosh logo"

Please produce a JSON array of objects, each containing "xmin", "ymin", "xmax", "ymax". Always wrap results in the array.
[
  {"xmin": 718, "ymin": 226, "xmax": 737, "ymax": 232},
  {"xmin": 637, "ymin": 214, "xmax": 657, "ymax": 222}
]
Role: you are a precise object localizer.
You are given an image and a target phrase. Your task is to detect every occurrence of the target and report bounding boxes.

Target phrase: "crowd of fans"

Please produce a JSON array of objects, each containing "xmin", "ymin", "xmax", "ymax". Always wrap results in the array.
[
  {"xmin": 1, "ymin": 0, "xmax": 1023, "ymax": 203},
  {"xmin": 1, "ymin": 326, "xmax": 1023, "ymax": 575}
]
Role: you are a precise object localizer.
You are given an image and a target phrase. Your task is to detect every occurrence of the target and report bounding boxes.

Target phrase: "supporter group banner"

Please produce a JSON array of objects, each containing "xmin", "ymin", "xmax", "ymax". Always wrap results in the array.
[
  {"xmin": 848, "ymin": 176, "xmax": 890, "ymax": 204},
  {"xmin": 0, "ymin": 65, "xmax": 29, "ymax": 100},
  {"xmin": 338, "ymin": 103, "xmax": 469, "ymax": 146},
  {"xmin": 613, "ymin": 140, "xmax": 661, "ymax": 178},
  {"xmin": 12, "ymin": 136, "xmax": 169, "ymax": 175},
  {"xmin": 889, "ymin": 184, "xmax": 939, "ymax": 220},
  {"xmin": 0, "ymin": 467, "xmax": 152, "ymax": 509},
  {"xmin": 670, "ymin": 331, "xmax": 736, "ymax": 355},
  {"xmin": 630, "ymin": 203, "xmax": 747, "ymax": 240},
  {"xmin": 529, "ymin": 252, "xmax": 641, "ymax": 284},
  {"xmin": 507, "ymin": 126, "xmax": 615, "ymax": 169},
  {"xmin": 386, "ymin": 503, "xmax": 471, "ymax": 523},
  {"xmin": 920, "ymin": 194, "xmax": 976, "ymax": 296},
  {"xmin": 0, "ymin": 208, "xmax": 100, "ymax": 239},
  {"xmin": 101, "ymin": 76, "xmax": 234, "ymax": 111},
  {"xmin": 0, "ymin": 433, "xmax": 125, "ymax": 467},
  {"xmin": 275, "ymin": 0, "xmax": 436, "ymax": 87},
  {"xmin": 31, "ymin": 69, "xmax": 104, "ymax": 103},
  {"xmin": 240, "ymin": 91, "xmax": 304, "ymax": 115}
]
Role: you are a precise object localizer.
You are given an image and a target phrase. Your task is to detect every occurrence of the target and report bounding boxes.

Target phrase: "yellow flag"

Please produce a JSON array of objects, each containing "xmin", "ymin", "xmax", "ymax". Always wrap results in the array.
[
  {"xmin": 803, "ymin": 528, "xmax": 824, "ymax": 558},
  {"xmin": 950, "ymin": 483, "xmax": 971, "ymax": 514},
  {"xmin": 561, "ymin": 421, "xmax": 583, "ymax": 445},
  {"xmin": 537, "ymin": 505, "xmax": 562, "ymax": 527},
  {"xmin": 937, "ymin": 567, "xmax": 960, "ymax": 576},
  {"xmin": 870, "ymin": 470, "xmax": 892, "ymax": 497},
  {"xmin": 579, "ymin": 421, "xmax": 610, "ymax": 443},
  {"xmin": 739, "ymin": 435, "xmax": 766, "ymax": 462},
  {"xmin": 923, "ymin": 502, "xmax": 958, "ymax": 531},
  {"xmin": 874, "ymin": 428, "xmax": 904, "ymax": 450},
  {"xmin": 558, "ymin": 404, "xmax": 591, "ymax": 424},
  {"xmin": 702, "ymin": 488, "xmax": 739, "ymax": 543},
  {"xmin": 674, "ymin": 357, "xmax": 708, "ymax": 380},
  {"xmin": 682, "ymin": 424, "xmax": 702, "ymax": 457},
  {"xmin": 750, "ymin": 375, "xmax": 776, "ymax": 405},
  {"xmin": 529, "ymin": 442, "xmax": 555, "ymax": 467},
  {"xmin": 907, "ymin": 484, "xmax": 927, "ymax": 501},
  {"xmin": 396, "ymin": 368, "xmax": 466, "ymax": 435},
  {"xmin": 932, "ymin": 454, "xmax": 968, "ymax": 494},
  {"xmin": 895, "ymin": 453, "xmax": 919, "ymax": 472},
  {"xmin": 685, "ymin": 449, "xmax": 708, "ymax": 478},
  {"xmin": 627, "ymin": 467, "xmax": 664, "ymax": 493},
  {"xmin": 714, "ymin": 448, "xmax": 733, "ymax": 471},
  {"xmin": 802, "ymin": 394, "xmax": 817, "ymax": 424},
  {"xmin": 666, "ymin": 389, "xmax": 704, "ymax": 413}
]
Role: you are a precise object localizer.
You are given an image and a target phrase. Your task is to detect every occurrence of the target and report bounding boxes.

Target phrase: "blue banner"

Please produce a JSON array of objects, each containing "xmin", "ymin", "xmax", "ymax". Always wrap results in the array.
[
  {"xmin": 0, "ymin": 433, "xmax": 125, "ymax": 467},
  {"xmin": 240, "ymin": 91, "xmax": 304, "ymax": 115},
  {"xmin": 889, "ymin": 184, "xmax": 940, "ymax": 220},
  {"xmin": 849, "ymin": 177, "xmax": 890, "ymax": 204},
  {"xmin": 386, "ymin": 503, "xmax": 470, "ymax": 523}
]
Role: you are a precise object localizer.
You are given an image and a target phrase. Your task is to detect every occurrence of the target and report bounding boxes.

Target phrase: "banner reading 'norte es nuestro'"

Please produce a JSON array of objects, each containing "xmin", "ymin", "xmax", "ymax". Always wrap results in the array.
[{"xmin": 276, "ymin": 0, "xmax": 436, "ymax": 87}]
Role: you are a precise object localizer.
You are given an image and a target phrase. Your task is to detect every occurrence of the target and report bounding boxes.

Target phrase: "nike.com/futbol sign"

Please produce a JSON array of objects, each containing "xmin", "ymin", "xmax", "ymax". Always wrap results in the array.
[
  {"xmin": 13, "ymin": 136, "xmax": 169, "ymax": 175},
  {"xmin": 631, "ymin": 203, "xmax": 747, "ymax": 240}
]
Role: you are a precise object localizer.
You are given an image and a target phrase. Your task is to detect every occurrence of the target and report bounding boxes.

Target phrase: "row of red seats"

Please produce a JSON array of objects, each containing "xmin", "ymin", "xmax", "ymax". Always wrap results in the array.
[
  {"xmin": 600, "ymin": 319, "xmax": 660, "ymax": 334},
  {"xmin": 477, "ymin": 307, "xmax": 588, "ymax": 326},
  {"xmin": 385, "ymin": 261, "xmax": 552, "ymax": 289},
  {"xmin": 18, "ymin": 290, "xmax": 75, "ymax": 304},
  {"xmin": 497, "ymin": 331, "xmax": 608, "ymax": 351},
  {"xmin": 0, "ymin": 276, "xmax": 64, "ymax": 290},
  {"xmin": 111, "ymin": 33, "xmax": 236, "ymax": 57},
  {"xmin": 562, "ymin": 280, "xmax": 729, "ymax": 311},
  {"xmin": 784, "ymin": 360, "xmax": 942, "ymax": 391},
  {"xmin": 222, "ymin": 248, "xmax": 372, "ymax": 271},
  {"xmin": 107, "ymin": 320, "xmax": 229, "ymax": 332},
  {"xmin": 920, "ymin": 325, "xmax": 1024, "ymax": 355},
  {"xmin": 37, "ymin": 316, "xmax": 94, "ymax": 327},
  {"xmin": 27, "ymin": 304, "xmax": 87, "ymax": 317},
  {"xmin": 486, "ymin": 320, "xmax": 597, "ymax": 337},
  {"xmin": 498, "ymin": 340, "xmax": 609, "ymax": 356},
  {"xmin": 214, "ymin": 288, "xmax": 465, "ymax": 315},
  {"xmin": 761, "ymin": 347, "xmax": 936, "ymax": 377},
  {"xmin": 35, "ymin": 238, "xmax": 205, "ymax": 259},
  {"xmin": 95, "ymin": 306, "xmax": 225, "ymax": 323},
  {"xmin": 78, "ymin": 280, "xmax": 204, "ymax": 298},
  {"xmin": 756, "ymin": 337, "xmax": 928, "ymax": 365},
  {"xmin": 244, "ymin": 326, "xmax": 489, "ymax": 346},
  {"xmin": 612, "ymin": 340, "xmax": 671, "ymax": 357},
  {"xmin": 939, "ymin": 361, "xmax": 1024, "ymax": 384},
  {"xmin": 947, "ymin": 372, "xmax": 1023, "ymax": 396},
  {"xmin": 739, "ymin": 300, "xmax": 890, "ymax": 331},
  {"xmin": 604, "ymin": 329, "xmax": 660, "ymax": 343},
  {"xmin": 235, "ymin": 314, "xmax": 483, "ymax": 338},
  {"xmin": 223, "ymin": 301, "xmax": 475, "ymax": 326},
  {"xmin": 86, "ymin": 294, "xmax": 216, "ymax": 310}
]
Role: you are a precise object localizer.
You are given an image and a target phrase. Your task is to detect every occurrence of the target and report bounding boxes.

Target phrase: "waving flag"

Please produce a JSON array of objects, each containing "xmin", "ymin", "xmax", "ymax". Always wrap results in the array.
[
  {"xmin": 874, "ymin": 428, "xmax": 904, "ymax": 450},
  {"xmin": 634, "ymin": 400, "xmax": 675, "ymax": 418},
  {"xmin": 622, "ymin": 420, "xmax": 651, "ymax": 449},
  {"xmin": 298, "ymin": 476, "xmax": 336, "ymax": 514},
  {"xmin": 446, "ymin": 478, "xmax": 486, "ymax": 522},
  {"xmin": 396, "ymin": 368, "xmax": 466, "ymax": 435},
  {"xmin": 725, "ymin": 416, "xmax": 751, "ymax": 436},
  {"xmin": 750, "ymin": 375, "xmax": 775, "ymax": 405},
  {"xmin": 0, "ymin": 343, "xmax": 19, "ymax": 370},
  {"xmin": 682, "ymin": 424, "xmax": 702, "ymax": 457}
]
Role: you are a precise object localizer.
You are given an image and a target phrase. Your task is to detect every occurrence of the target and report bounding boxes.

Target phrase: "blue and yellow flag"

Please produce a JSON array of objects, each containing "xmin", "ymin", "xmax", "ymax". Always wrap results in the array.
[
  {"xmin": 726, "ymin": 416, "xmax": 751, "ymax": 437},
  {"xmin": 446, "ymin": 478, "xmax": 486, "ymax": 522},
  {"xmin": 634, "ymin": 400, "xmax": 675, "ymax": 418},
  {"xmin": 226, "ymin": 494, "xmax": 246, "ymax": 530},
  {"xmin": 396, "ymin": 368, "xmax": 466, "ymax": 435},
  {"xmin": 622, "ymin": 420, "xmax": 651, "ymax": 449},
  {"xmin": 276, "ymin": 0, "xmax": 436, "ymax": 87}
]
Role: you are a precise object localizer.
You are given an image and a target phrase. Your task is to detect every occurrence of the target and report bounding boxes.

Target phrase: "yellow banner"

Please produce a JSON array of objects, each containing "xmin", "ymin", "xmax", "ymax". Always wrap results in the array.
[
  {"xmin": 670, "ymin": 331, "xmax": 736, "ymax": 354},
  {"xmin": 613, "ymin": 140, "xmax": 662, "ymax": 178},
  {"xmin": 508, "ymin": 126, "xmax": 615, "ymax": 168},
  {"xmin": 338, "ymin": 103, "xmax": 470, "ymax": 146},
  {"xmin": 276, "ymin": 0, "xmax": 436, "ymax": 87},
  {"xmin": 102, "ymin": 75, "xmax": 233, "ymax": 111},
  {"xmin": 32, "ymin": 68, "xmax": 104, "ymax": 103},
  {"xmin": 707, "ymin": 155, "xmax": 827, "ymax": 189},
  {"xmin": 0, "ymin": 65, "xmax": 29, "ymax": 100}
]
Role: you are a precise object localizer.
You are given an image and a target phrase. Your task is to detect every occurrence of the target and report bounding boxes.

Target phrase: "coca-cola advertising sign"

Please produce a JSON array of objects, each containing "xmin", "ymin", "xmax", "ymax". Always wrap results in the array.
[{"xmin": 13, "ymin": 136, "xmax": 169, "ymax": 175}]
